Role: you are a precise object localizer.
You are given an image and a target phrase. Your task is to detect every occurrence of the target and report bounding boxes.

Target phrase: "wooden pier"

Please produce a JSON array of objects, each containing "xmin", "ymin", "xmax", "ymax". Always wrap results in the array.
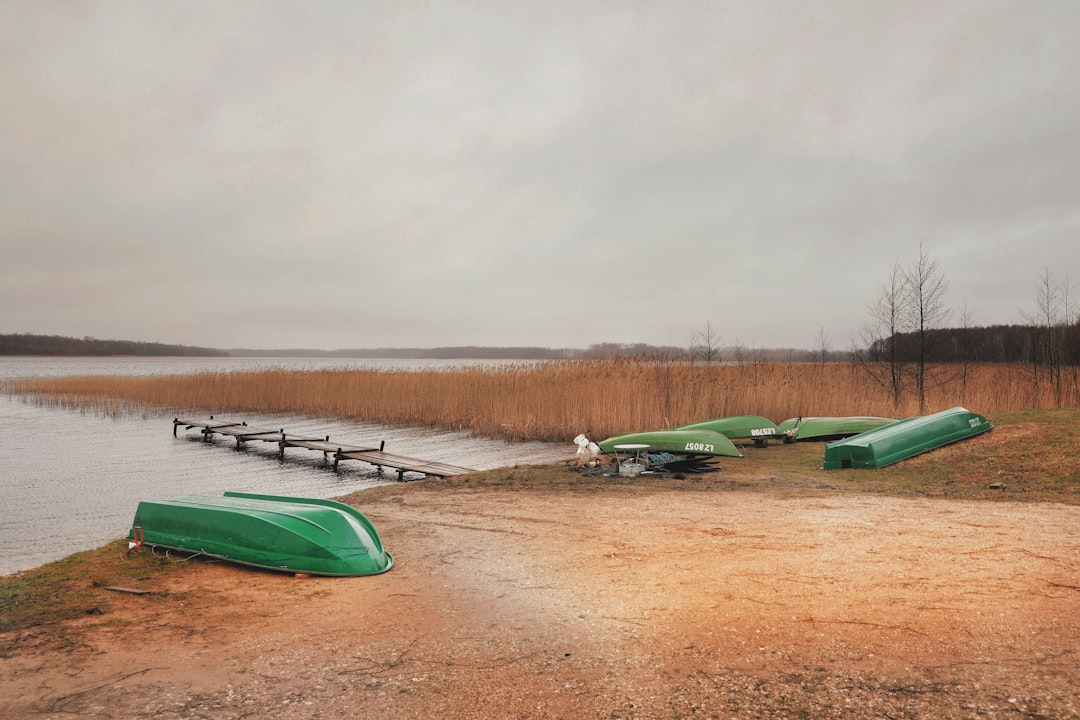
[{"xmin": 173, "ymin": 417, "xmax": 476, "ymax": 480}]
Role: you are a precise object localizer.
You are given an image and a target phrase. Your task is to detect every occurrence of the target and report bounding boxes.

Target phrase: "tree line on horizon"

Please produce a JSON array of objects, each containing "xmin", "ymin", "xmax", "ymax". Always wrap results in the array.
[
  {"xmin": 0, "ymin": 334, "xmax": 228, "ymax": 357},
  {"xmin": 3, "ymin": 326, "xmax": 1080, "ymax": 365}
]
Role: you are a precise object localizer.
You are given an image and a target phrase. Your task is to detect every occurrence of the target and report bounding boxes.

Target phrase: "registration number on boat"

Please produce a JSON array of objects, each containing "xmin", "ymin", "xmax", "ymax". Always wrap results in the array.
[{"xmin": 684, "ymin": 442, "xmax": 714, "ymax": 452}]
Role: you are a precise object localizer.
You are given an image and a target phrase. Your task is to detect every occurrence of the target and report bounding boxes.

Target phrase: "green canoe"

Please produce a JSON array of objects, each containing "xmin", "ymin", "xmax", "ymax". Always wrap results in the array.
[
  {"xmin": 673, "ymin": 415, "xmax": 780, "ymax": 444},
  {"xmin": 596, "ymin": 428, "xmax": 743, "ymax": 457},
  {"xmin": 822, "ymin": 407, "xmax": 992, "ymax": 469},
  {"xmin": 127, "ymin": 491, "xmax": 393, "ymax": 576},
  {"xmin": 777, "ymin": 416, "xmax": 896, "ymax": 442}
]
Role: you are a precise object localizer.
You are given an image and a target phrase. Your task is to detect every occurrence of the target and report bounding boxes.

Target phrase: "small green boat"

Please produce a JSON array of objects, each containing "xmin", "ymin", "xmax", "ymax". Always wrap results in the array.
[
  {"xmin": 596, "ymin": 428, "xmax": 743, "ymax": 457},
  {"xmin": 777, "ymin": 416, "xmax": 896, "ymax": 443},
  {"xmin": 822, "ymin": 407, "xmax": 992, "ymax": 469},
  {"xmin": 673, "ymin": 415, "xmax": 780, "ymax": 445},
  {"xmin": 127, "ymin": 491, "xmax": 393, "ymax": 576}
]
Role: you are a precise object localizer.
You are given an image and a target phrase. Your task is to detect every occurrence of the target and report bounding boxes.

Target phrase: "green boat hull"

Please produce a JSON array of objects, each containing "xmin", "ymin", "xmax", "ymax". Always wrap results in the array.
[
  {"xmin": 597, "ymin": 429, "xmax": 742, "ymax": 457},
  {"xmin": 673, "ymin": 415, "xmax": 780, "ymax": 443},
  {"xmin": 127, "ymin": 492, "xmax": 393, "ymax": 576},
  {"xmin": 822, "ymin": 407, "xmax": 992, "ymax": 469},
  {"xmin": 777, "ymin": 416, "xmax": 896, "ymax": 442}
]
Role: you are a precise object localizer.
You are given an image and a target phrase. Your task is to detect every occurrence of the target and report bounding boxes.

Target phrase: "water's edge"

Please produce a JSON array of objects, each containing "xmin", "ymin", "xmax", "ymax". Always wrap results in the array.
[{"xmin": 0, "ymin": 358, "xmax": 569, "ymax": 575}]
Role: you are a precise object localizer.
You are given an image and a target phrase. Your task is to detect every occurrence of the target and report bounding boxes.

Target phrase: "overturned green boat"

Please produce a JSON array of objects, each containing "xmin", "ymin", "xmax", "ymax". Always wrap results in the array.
[
  {"xmin": 596, "ymin": 428, "xmax": 743, "ymax": 458},
  {"xmin": 822, "ymin": 407, "xmax": 992, "ymax": 469},
  {"xmin": 777, "ymin": 416, "xmax": 896, "ymax": 442},
  {"xmin": 127, "ymin": 491, "xmax": 393, "ymax": 576},
  {"xmin": 673, "ymin": 415, "xmax": 780, "ymax": 445}
]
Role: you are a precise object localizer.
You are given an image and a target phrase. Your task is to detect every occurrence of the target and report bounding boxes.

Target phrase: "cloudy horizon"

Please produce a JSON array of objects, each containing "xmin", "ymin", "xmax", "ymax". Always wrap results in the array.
[{"xmin": 3, "ymin": 1, "xmax": 1078, "ymax": 352}]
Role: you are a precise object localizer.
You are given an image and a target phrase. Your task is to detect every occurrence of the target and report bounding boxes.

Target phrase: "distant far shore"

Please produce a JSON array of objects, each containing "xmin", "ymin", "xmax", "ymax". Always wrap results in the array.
[
  {"xmin": 8, "ymin": 323, "xmax": 1080, "ymax": 365},
  {"xmin": 2, "ymin": 332, "xmax": 835, "ymax": 361}
]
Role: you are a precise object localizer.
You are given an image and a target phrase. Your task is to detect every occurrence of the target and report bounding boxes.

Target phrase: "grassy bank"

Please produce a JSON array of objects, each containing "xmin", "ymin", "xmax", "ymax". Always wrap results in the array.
[
  {"xmin": 0, "ymin": 539, "xmax": 177, "ymax": 635},
  {"xmin": 5, "ymin": 359, "xmax": 1076, "ymax": 443}
]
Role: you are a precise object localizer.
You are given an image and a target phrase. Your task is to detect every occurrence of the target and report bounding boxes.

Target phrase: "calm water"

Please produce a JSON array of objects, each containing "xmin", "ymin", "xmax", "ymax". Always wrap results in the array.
[{"xmin": 0, "ymin": 357, "xmax": 570, "ymax": 576}]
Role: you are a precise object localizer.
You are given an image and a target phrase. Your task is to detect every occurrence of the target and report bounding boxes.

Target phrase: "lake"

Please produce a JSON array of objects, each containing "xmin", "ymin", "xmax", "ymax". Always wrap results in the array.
[{"xmin": 0, "ymin": 357, "xmax": 570, "ymax": 576}]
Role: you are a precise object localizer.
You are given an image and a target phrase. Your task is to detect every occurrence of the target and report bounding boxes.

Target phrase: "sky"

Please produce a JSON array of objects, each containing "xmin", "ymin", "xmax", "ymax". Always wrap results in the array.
[{"xmin": 2, "ymin": 1, "xmax": 1078, "ymax": 351}]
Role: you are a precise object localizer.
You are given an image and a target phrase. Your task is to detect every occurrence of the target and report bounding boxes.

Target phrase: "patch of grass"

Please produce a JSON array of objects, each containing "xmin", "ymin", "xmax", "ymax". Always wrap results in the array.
[{"xmin": 0, "ymin": 539, "xmax": 181, "ymax": 636}]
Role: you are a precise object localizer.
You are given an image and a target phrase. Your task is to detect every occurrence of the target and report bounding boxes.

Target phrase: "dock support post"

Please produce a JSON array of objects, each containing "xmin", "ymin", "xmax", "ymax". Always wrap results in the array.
[
  {"xmin": 279, "ymin": 430, "xmax": 286, "ymax": 460},
  {"xmin": 333, "ymin": 449, "xmax": 342, "ymax": 471},
  {"xmin": 380, "ymin": 440, "xmax": 385, "ymax": 451},
  {"xmin": 173, "ymin": 419, "xmax": 178, "ymax": 437}
]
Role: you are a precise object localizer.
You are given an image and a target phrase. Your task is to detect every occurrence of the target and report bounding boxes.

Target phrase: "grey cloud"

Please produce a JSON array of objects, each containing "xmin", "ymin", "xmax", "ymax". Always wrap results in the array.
[{"xmin": 2, "ymin": 1, "xmax": 1078, "ymax": 349}]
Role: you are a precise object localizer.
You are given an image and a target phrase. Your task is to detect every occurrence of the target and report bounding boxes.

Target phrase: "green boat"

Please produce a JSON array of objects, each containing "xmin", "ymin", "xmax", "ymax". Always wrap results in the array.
[
  {"xmin": 777, "ymin": 416, "xmax": 896, "ymax": 443},
  {"xmin": 596, "ymin": 428, "xmax": 743, "ymax": 457},
  {"xmin": 822, "ymin": 407, "xmax": 992, "ymax": 469},
  {"xmin": 673, "ymin": 415, "xmax": 780, "ymax": 445},
  {"xmin": 127, "ymin": 491, "xmax": 393, "ymax": 576}
]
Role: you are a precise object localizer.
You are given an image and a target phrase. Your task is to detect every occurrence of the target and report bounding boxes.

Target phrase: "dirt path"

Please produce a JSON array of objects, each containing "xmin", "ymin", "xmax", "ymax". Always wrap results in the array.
[{"xmin": 2, "ymin": 484, "xmax": 1078, "ymax": 719}]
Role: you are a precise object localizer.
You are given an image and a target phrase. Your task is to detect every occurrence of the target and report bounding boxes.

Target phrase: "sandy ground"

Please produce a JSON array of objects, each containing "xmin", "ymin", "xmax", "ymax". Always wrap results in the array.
[{"xmin": 1, "ymin": 480, "xmax": 1078, "ymax": 719}]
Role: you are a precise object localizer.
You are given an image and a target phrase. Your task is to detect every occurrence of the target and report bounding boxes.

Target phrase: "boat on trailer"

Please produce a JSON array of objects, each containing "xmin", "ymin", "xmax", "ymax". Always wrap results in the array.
[
  {"xmin": 127, "ymin": 491, "xmax": 393, "ymax": 576},
  {"xmin": 777, "ymin": 416, "xmax": 896, "ymax": 443},
  {"xmin": 822, "ymin": 407, "xmax": 992, "ymax": 469}
]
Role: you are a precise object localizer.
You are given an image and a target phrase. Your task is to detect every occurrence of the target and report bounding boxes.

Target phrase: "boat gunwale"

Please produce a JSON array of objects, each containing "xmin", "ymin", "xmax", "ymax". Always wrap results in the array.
[{"xmin": 134, "ymin": 540, "xmax": 395, "ymax": 577}]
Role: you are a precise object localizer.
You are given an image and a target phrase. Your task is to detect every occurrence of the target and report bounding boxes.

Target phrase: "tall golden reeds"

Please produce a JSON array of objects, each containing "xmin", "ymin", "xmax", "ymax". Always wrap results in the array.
[{"xmin": 4, "ymin": 358, "xmax": 1076, "ymax": 443}]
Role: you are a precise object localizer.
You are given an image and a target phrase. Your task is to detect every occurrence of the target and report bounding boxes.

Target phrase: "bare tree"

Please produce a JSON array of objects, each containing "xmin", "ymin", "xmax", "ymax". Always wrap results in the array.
[
  {"xmin": 731, "ymin": 338, "xmax": 748, "ymax": 365},
  {"xmin": 689, "ymin": 322, "xmax": 722, "ymax": 363},
  {"xmin": 814, "ymin": 326, "xmax": 830, "ymax": 366},
  {"xmin": 859, "ymin": 257, "xmax": 908, "ymax": 408},
  {"xmin": 1023, "ymin": 267, "xmax": 1068, "ymax": 403},
  {"xmin": 957, "ymin": 301, "xmax": 976, "ymax": 403},
  {"xmin": 904, "ymin": 242, "xmax": 950, "ymax": 414},
  {"xmin": 1063, "ymin": 275, "xmax": 1080, "ymax": 401}
]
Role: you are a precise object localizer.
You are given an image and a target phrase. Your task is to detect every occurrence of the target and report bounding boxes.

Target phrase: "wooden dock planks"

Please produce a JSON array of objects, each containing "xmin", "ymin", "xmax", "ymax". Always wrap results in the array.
[
  {"xmin": 336, "ymin": 450, "xmax": 476, "ymax": 479},
  {"xmin": 173, "ymin": 417, "xmax": 476, "ymax": 479}
]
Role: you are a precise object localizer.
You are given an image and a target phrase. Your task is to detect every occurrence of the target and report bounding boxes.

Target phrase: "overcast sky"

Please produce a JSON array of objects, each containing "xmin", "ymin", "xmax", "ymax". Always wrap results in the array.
[{"xmin": 2, "ymin": 1, "xmax": 1078, "ymax": 351}]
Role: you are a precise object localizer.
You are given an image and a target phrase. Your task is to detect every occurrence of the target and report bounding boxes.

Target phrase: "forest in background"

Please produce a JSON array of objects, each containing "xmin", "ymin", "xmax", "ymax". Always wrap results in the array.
[{"xmin": 0, "ymin": 334, "xmax": 227, "ymax": 357}]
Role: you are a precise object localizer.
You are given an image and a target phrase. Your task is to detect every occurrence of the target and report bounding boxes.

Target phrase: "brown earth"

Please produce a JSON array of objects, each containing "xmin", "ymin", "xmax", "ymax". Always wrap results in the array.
[{"xmin": 1, "ymin": 474, "xmax": 1078, "ymax": 719}]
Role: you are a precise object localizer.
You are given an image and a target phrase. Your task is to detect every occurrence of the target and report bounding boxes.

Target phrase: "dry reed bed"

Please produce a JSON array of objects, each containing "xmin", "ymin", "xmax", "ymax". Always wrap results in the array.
[{"xmin": 4, "ymin": 359, "xmax": 1074, "ymax": 444}]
